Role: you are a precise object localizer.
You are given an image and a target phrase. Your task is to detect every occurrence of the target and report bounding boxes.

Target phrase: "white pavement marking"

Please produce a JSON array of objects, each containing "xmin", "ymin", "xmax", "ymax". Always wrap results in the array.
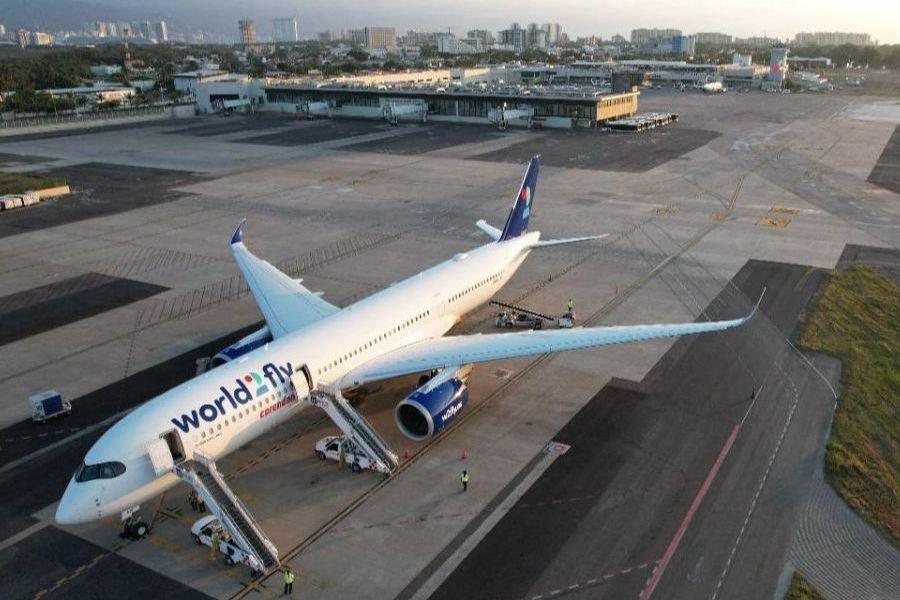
[
  {"xmin": 408, "ymin": 451, "xmax": 560, "ymax": 600},
  {"xmin": 0, "ymin": 520, "xmax": 50, "ymax": 552},
  {"xmin": 710, "ymin": 368, "xmax": 802, "ymax": 599}
]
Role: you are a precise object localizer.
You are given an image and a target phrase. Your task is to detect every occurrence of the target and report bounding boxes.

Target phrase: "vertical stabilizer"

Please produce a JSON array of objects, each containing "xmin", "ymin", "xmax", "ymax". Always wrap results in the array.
[{"xmin": 499, "ymin": 156, "xmax": 539, "ymax": 241}]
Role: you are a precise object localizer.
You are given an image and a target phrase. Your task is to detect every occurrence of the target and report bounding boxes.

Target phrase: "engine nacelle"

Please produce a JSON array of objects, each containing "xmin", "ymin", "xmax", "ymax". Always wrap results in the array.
[
  {"xmin": 395, "ymin": 366, "xmax": 471, "ymax": 441},
  {"xmin": 211, "ymin": 326, "xmax": 272, "ymax": 368}
]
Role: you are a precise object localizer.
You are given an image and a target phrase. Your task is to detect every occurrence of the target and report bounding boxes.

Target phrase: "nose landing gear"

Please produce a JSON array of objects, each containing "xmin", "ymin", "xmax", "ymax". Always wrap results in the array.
[{"xmin": 119, "ymin": 506, "xmax": 150, "ymax": 540}]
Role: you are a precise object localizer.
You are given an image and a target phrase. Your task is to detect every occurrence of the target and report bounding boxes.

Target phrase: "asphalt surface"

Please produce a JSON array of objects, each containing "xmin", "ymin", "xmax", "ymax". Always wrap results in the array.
[
  {"xmin": 0, "ymin": 273, "xmax": 167, "ymax": 346},
  {"xmin": 0, "ymin": 163, "xmax": 208, "ymax": 239},
  {"xmin": 1, "ymin": 525, "xmax": 210, "ymax": 600},
  {"xmin": 164, "ymin": 115, "xmax": 288, "ymax": 137},
  {"xmin": 428, "ymin": 259, "xmax": 837, "ymax": 600},
  {"xmin": 837, "ymin": 243, "xmax": 900, "ymax": 284},
  {"xmin": 867, "ymin": 124, "xmax": 900, "ymax": 195},
  {"xmin": 237, "ymin": 120, "xmax": 396, "ymax": 146},
  {"xmin": 469, "ymin": 125, "xmax": 721, "ymax": 172},
  {"xmin": 343, "ymin": 123, "xmax": 509, "ymax": 155}
]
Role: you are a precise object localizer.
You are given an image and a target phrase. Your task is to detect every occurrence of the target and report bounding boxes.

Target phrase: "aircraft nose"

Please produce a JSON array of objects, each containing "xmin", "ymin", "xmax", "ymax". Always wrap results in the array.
[{"xmin": 55, "ymin": 480, "xmax": 91, "ymax": 525}]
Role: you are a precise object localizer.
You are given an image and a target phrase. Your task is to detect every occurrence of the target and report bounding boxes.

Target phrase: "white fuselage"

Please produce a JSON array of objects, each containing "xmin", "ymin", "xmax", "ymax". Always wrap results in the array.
[{"xmin": 56, "ymin": 233, "xmax": 538, "ymax": 524}]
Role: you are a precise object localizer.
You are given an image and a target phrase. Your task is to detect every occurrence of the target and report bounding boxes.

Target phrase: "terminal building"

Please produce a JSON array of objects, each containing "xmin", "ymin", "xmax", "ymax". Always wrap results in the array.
[
  {"xmin": 190, "ymin": 66, "xmax": 640, "ymax": 129},
  {"xmin": 262, "ymin": 85, "xmax": 639, "ymax": 128}
]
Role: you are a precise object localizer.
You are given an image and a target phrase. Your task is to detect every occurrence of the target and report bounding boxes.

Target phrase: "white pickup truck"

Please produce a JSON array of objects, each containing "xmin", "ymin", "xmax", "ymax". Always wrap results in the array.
[
  {"xmin": 315, "ymin": 435, "xmax": 375, "ymax": 473},
  {"xmin": 191, "ymin": 515, "xmax": 262, "ymax": 574}
]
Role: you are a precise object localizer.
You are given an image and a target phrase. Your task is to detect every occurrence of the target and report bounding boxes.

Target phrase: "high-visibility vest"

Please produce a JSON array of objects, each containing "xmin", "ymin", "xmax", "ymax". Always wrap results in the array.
[
  {"xmin": 460, "ymin": 473, "xmax": 469, "ymax": 483},
  {"xmin": 284, "ymin": 571, "xmax": 295, "ymax": 584}
]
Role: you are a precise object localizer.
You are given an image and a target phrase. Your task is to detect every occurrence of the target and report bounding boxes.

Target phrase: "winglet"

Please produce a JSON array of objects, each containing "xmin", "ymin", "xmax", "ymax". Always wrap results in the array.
[
  {"xmin": 231, "ymin": 219, "xmax": 247, "ymax": 245},
  {"xmin": 743, "ymin": 288, "xmax": 766, "ymax": 323}
]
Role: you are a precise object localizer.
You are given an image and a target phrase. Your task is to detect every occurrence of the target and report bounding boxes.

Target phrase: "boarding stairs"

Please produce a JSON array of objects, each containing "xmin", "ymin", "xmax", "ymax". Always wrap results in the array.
[
  {"xmin": 308, "ymin": 385, "xmax": 399, "ymax": 475},
  {"xmin": 175, "ymin": 451, "xmax": 279, "ymax": 574}
]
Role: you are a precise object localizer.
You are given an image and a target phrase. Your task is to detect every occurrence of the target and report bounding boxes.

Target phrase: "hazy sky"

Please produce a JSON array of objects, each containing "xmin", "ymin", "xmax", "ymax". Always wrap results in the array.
[{"xmin": 238, "ymin": 0, "xmax": 899, "ymax": 43}]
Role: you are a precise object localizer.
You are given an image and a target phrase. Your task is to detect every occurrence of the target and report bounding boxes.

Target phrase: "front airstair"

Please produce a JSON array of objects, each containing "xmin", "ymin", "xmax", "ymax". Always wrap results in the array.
[
  {"xmin": 175, "ymin": 451, "xmax": 279, "ymax": 574},
  {"xmin": 307, "ymin": 382, "xmax": 399, "ymax": 475}
]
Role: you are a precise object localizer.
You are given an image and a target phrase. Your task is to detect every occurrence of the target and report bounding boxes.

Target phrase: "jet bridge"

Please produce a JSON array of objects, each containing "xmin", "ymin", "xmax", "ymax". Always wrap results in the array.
[{"xmin": 306, "ymin": 381, "xmax": 399, "ymax": 475}]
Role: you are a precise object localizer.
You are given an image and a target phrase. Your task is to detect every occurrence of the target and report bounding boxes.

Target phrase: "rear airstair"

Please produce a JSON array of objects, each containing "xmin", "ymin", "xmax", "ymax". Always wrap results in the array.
[
  {"xmin": 175, "ymin": 451, "xmax": 279, "ymax": 574},
  {"xmin": 307, "ymin": 382, "xmax": 399, "ymax": 475}
]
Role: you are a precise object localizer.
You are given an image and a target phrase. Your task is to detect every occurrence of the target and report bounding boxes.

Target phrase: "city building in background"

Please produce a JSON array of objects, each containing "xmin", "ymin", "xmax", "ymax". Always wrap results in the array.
[
  {"xmin": 695, "ymin": 32, "xmax": 733, "ymax": 45},
  {"xmin": 466, "ymin": 29, "xmax": 495, "ymax": 48},
  {"xmin": 631, "ymin": 28, "xmax": 682, "ymax": 45},
  {"xmin": 672, "ymin": 34, "xmax": 696, "ymax": 54},
  {"xmin": 365, "ymin": 27, "xmax": 397, "ymax": 49},
  {"xmin": 272, "ymin": 17, "xmax": 299, "ymax": 43},
  {"xmin": 91, "ymin": 20, "xmax": 167, "ymax": 42},
  {"xmin": 543, "ymin": 23, "xmax": 563, "ymax": 46},
  {"xmin": 348, "ymin": 29, "xmax": 367, "ymax": 45},
  {"xmin": 436, "ymin": 34, "xmax": 477, "ymax": 54},
  {"xmin": 735, "ymin": 36, "xmax": 782, "ymax": 48},
  {"xmin": 793, "ymin": 31, "xmax": 874, "ymax": 46},
  {"xmin": 153, "ymin": 21, "xmax": 169, "ymax": 42},
  {"xmin": 498, "ymin": 23, "xmax": 526, "ymax": 50},
  {"xmin": 239, "ymin": 19, "xmax": 257, "ymax": 45}
]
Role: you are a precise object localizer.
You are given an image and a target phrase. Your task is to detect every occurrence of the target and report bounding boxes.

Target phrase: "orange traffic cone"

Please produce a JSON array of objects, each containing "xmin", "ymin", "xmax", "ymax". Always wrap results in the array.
[
  {"xmin": 460, "ymin": 448, "xmax": 468, "ymax": 460},
  {"xmin": 403, "ymin": 448, "xmax": 410, "ymax": 460}
]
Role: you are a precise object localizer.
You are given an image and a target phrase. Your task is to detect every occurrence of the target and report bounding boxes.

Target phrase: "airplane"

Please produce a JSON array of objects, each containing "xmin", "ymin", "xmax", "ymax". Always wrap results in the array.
[{"xmin": 56, "ymin": 156, "xmax": 758, "ymax": 525}]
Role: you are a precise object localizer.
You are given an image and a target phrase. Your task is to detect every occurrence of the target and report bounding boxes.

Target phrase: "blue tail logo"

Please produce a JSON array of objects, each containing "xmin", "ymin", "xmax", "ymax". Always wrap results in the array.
[{"xmin": 499, "ymin": 156, "xmax": 539, "ymax": 241}]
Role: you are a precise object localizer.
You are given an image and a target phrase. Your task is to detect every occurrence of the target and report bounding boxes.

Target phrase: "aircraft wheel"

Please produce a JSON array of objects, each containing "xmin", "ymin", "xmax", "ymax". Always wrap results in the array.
[
  {"xmin": 351, "ymin": 462, "xmax": 362, "ymax": 473},
  {"xmin": 316, "ymin": 451, "xmax": 326, "ymax": 460},
  {"xmin": 134, "ymin": 522, "xmax": 149, "ymax": 538}
]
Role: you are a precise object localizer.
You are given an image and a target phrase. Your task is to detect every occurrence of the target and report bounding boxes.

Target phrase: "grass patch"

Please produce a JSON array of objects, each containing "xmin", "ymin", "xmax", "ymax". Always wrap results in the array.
[
  {"xmin": 796, "ymin": 265, "xmax": 900, "ymax": 545},
  {"xmin": 0, "ymin": 172, "xmax": 67, "ymax": 195},
  {"xmin": 784, "ymin": 571, "xmax": 825, "ymax": 600}
]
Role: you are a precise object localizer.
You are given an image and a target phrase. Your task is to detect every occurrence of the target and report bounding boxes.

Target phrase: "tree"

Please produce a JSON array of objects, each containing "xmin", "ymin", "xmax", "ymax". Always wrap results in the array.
[{"xmin": 347, "ymin": 48, "xmax": 369, "ymax": 62}]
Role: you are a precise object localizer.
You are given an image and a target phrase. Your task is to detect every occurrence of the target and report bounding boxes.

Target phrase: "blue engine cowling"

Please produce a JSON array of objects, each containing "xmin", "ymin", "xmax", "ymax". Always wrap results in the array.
[
  {"xmin": 211, "ymin": 326, "xmax": 273, "ymax": 368},
  {"xmin": 395, "ymin": 376, "xmax": 469, "ymax": 441}
]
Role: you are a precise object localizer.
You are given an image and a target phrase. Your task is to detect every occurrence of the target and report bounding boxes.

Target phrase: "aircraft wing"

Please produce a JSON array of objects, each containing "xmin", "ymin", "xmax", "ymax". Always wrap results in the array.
[
  {"xmin": 230, "ymin": 221, "xmax": 340, "ymax": 338},
  {"xmin": 339, "ymin": 301, "xmax": 759, "ymax": 387}
]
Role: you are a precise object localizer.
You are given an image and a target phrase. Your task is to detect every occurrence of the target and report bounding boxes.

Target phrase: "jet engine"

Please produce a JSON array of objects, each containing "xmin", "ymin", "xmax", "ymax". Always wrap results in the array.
[
  {"xmin": 210, "ymin": 326, "xmax": 272, "ymax": 368},
  {"xmin": 395, "ymin": 365, "xmax": 472, "ymax": 441}
]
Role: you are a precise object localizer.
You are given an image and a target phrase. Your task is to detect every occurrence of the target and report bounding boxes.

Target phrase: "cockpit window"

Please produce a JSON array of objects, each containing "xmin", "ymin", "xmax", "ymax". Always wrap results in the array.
[{"xmin": 75, "ymin": 460, "xmax": 126, "ymax": 482}]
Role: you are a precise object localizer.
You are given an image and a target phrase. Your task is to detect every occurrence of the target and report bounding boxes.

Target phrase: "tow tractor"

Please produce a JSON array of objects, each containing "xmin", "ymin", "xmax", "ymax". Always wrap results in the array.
[{"xmin": 491, "ymin": 301, "xmax": 576, "ymax": 330}]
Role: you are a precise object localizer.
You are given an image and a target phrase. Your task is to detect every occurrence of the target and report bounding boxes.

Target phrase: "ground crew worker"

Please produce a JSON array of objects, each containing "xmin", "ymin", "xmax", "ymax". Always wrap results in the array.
[
  {"xmin": 283, "ymin": 567, "xmax": 295, "ymax": 595},
  {"xmin": 188, "ymin": 490, "xmax": 199, "ymax": 512},
  {"xmin": 567, "ymin": 298, "xmax": 575, "ymax": 313},
  {"xmin": 460, "ymin": 470, "xmax": 469, "ymax": 492}
]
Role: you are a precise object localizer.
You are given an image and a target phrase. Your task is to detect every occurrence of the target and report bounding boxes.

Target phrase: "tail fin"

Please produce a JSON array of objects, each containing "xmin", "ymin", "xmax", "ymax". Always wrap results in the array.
[{"xmin": 499, "ymin": 156, "xmax": 539, "ymax": 241}]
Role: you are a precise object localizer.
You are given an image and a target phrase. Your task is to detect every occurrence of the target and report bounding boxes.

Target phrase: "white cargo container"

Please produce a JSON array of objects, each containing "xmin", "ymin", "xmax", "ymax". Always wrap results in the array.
[{"xmin": 29, "ymin": 390, "xmax": 72, "ymax": 422}]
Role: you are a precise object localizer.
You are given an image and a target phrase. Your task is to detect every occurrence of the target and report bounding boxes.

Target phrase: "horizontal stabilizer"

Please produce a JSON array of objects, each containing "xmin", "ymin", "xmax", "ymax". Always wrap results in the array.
[
  {"xmin": 476, "ymin": 219, "xmax": 502, "ymax": 241},
  {"xmin": 530, "ymin": 233, "xmax": 609, "ymax": 248}
]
